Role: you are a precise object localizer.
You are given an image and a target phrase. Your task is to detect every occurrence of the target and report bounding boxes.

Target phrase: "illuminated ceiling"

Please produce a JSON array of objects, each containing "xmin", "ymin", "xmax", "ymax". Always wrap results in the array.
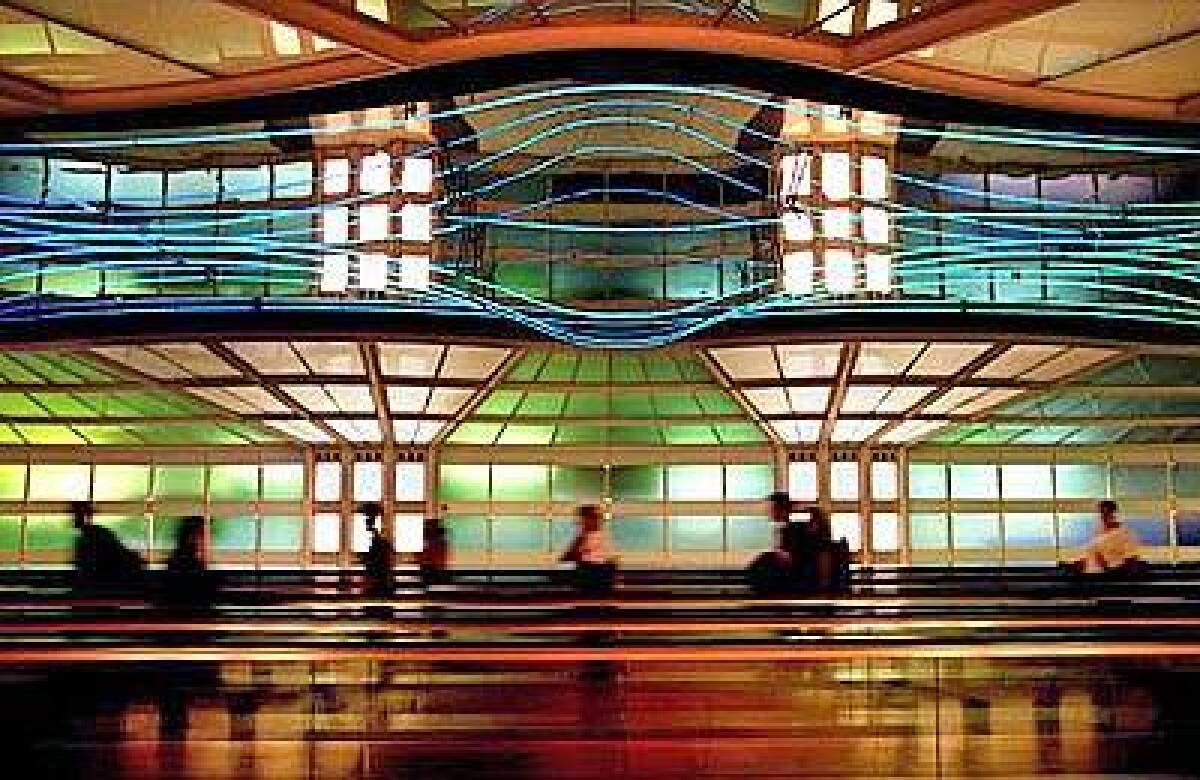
[
  {"xmin": 2, "ymin": 338, "xmax": 1198, "ymax": 451},
  {"xmin": 0, "ymin": 0, "xmax": 1195, "ymax": 121}
]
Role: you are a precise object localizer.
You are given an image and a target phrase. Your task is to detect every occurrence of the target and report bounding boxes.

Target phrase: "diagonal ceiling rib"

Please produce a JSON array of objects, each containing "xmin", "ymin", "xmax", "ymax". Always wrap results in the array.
[
  {"xmin": 215, "ymin": 0, "xmax": 421, "ymax": 66},
  {"xmin": 847, "ymin": 0, "xmax": 1082, "ymax": 70}
]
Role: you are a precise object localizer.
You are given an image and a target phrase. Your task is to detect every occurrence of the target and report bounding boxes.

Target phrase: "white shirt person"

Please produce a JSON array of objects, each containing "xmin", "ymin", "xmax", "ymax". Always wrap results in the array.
[{"xmin": 1077, "ymin": 501, "xmax": 1141, "ymax": 574}]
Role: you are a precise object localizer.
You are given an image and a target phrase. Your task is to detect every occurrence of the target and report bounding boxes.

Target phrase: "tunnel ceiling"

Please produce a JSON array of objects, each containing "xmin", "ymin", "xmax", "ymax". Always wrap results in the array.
[
  {"xmin": 0, "ymin": 1, "xmax": 1196, "ymax": 123},
  {"xmin": 0, "ymin": 339, "xmax": 1197, "ymax": 451}
]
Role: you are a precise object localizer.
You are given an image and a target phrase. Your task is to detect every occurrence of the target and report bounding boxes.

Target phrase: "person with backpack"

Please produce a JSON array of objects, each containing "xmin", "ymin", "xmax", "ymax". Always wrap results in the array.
[{"xmin": 71, "ymin": 501, "xmax": 145, "ymax": 593}]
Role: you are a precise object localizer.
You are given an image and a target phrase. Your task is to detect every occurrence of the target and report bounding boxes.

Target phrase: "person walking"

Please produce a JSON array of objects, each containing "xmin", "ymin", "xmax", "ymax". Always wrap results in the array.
[
  {"xmin": 358, "ymin": 502, "xmax": 395, "ymax": 596},
  {"xmin": 561, "ymin": 504, "xmax": 617, "ymax": 596},
  {"xmin": 162, "ymin": 515, "xmax": 217, "ymax": 610}
]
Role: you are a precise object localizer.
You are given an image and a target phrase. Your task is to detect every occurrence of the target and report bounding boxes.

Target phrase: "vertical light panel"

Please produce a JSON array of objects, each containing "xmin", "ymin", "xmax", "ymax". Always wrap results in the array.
[
  {"xmin": 314, "ymin": 461, "xmax": 341, "ymax": 502},
  {"xmin": 395, "ymin": 461, "xmax": 425, "ymax": 501},
  {"xmin": 322, "ymin": 207, "xmax": 349, "ymax": 244},
  {"xmin": 320, "ymin": 253, "xmax": 349, "ymax": 293},
  {"xmin": 399, "ymin": 254, "xmax": 431, "ymax": 290},
  {"xmin": 358, "ymin": 254, "xmax": 389, "ymax": 291},
  {"xmin": 359, "ymin": 151, "xmax": 391, "ymax": 194},
  {"xmin": 782, "ymin": 251, "xmax": 815, "ymax": 295},
  {"xmin": 324, "ymin": 159, "xmax": 350, "ymax": 195},
  {"xmin": 402, "ymin": 157, "xmax": 434, "ymax": 194},
  {"xmin": 353, "ymin": 461, "xmax": 383, "ymax": 502},
  {"xmin": 825, "ymin": 249, "xmax": 855, "ymax": 293},
  {"xmin": 789, "ymin": 461, "xmax": 818, "ymax": 502},
  {"xmin": 400, "ymin": 203, "xmax": 433, "ymax": 242},
  {"xmin": 313, "ymin": 513, "xmax": 341, "ymax": 553},
  {"xmin": 358, "ymin": 203, "xmax": 391, "ymax": 242}
]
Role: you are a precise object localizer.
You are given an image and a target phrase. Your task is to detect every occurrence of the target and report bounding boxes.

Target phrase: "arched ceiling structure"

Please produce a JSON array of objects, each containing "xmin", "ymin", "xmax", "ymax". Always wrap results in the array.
[{"xmin": 0, "ymin": 0, "xmax": 1195, "ymax": 122}]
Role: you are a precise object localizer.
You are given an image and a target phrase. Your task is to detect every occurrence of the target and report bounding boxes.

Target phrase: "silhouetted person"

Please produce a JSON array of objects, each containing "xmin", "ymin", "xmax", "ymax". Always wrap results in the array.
[
  {"xmin": 420, "ymin": 517, "xmax": 449, "ymax": 588},
  {"xmin": 71, "ymin": 501, "xmax": 144, "ymax": 593},
  {"xmin": 561, "ymin": 504, "xmax": 616, "ymax": 596},
  {"xmin": 162, "ymin": 515, "xmax": 216, "ymax": 610},
  {"xmin": 805, "ymin": 507, "xmax": 851, "ymax": 593},
  {"xmin": 747, "ymin": 492, "xmax": 797, "ymax": 594},
  {"xmin": 359, "ymin": 502, "xmax": 394, "ymax": 596},
  {"xmin": 1067, "ymin": 500, "xmax": 1143, "ymax": 578}
]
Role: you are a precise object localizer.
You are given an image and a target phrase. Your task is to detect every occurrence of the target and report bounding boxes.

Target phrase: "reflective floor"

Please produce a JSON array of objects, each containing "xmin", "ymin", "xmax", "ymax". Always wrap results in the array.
[{"xmin": 4, "ymin": 657, "xmax": 1200, "ymax": 778}]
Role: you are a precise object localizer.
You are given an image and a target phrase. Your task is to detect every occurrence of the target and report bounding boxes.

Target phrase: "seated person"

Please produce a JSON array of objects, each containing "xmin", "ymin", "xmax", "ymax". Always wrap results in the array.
[{"xmin": 1068, "ymin": 500, "xmax": 1143, "ymax": 577}]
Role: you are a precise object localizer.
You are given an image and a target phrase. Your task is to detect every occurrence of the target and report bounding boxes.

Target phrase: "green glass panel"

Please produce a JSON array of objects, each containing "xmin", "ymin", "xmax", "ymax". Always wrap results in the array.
[
  {"xmin": 439, "ymin": 464, "xmax": 490, "ymax": 502},
  {"xmin": 611, "ymin": 426, "xmax": 663, "ymax": 445},
  {"xmin": 679, "ymin": 358, "xmax": 711, "ymax": 382},
  {"xmin": 714, "ymin": 424, "xmax": 765, "ymax": 444},
  {"xmin": 550, "ymin": 518, "xmax": 577, "ymax": 553},
  {"xmin": 725, "ymin": 464, "xmax": 773, "ymax": 501},
  {"xmin": 0, "ymin": 464, "xmax": 25, "ymax": 501},
  {"xmin": 25, "ymin": 515, "xmax": 74, "ymax": 551},
  {"xmin": 670, "ymin": 516, "xmax": 723, "ymax": 551},
  {"xmin": 505, "ymin": 352, "xmax": 546, "ymax": 382},
  {"xmin": 491, "ymin": 516, "xmax": 547, "ymax": 551},
  {"xmin": 644, "ymin": 356, "xmax": 683, "ymax": 382},
  {"xmin": 611, "ymin": 394, "xmax": 654, "ymax": 417},
  {"xmin": 575, "ymin": 353, "xmax": 608, "ymax": 382},
  {"xmin": 496, "ymin": 425, "xmax": 555, "ymax": 445},
  {"xmin": 908, "ymin": 463, "xmax": 947, "ymax": 500},
  {"xmin": 0, "ymin": 515, "xmax": 18, "ymax": 552},
  {"xmin": 93, "ymin": 465, "xmax": 150, "ymax": 502},
  {"xmin": 446, "ymin": 515, "xmax": 488, "ymax": 551},
  {"xmin": 728, "ymin": 515, "xmax": 772, "ymax": 549},
  {"xmin": 76, "ymin": 426, "xmax": 143, "ymax": 445},
  {"xmin": 539, "ymin": 354, "xmax": 577, "ymax": 381},
  {"xmin": 0, "ymin": 354, "xmax": 41, "ymax": 383},
  {"xmin": 611, "ymin": 517, "xmax": 663, "ymax": 552},
  {"xmin": 477, "ymin": 390, "xmax": 522, "ymax": 416},
  {"xmin": 153, "ymin": 515, "xmax": 185, "ymax": 550},
  {"xmin": 610, "ymin": 465, "xmax": 663, "ymax": 501},
  {"xmin": 516, "ymin": 392, "xmax": 564, "ymax": 415},
  {"xmin": 668, "ymin": 465, "xmax": 723, "ymax": 501},
  {"xmin": 95, "ymin": 514, "xmax": 148, "ymax": 551},
  {"xmin": 447, "ymin": 423, "xmax": 502, "ymax": 445},
  {"xmin": 15, "ymin": 424, "xmax": 85, "ymax": 445},
  {"xmin": 1175, "ymin": 464, "xmax": 1200, "ymax": 498},
  {"xmin": 551, "ymin": 465, "xmax": 604, "ymax": 501},
  {"xmin": 209, "ymin": 464, "xmax": 260, "ymax": 501},
  {"xmin": 553, "ymin": 425, "xmax": 609, "ymax": 445},
  {"xmin": 1054, "ymin": 464, "xmax": 1106, "ymax": 499},
  {"xmin": 212, "ymin": 516, "xmax": 257, "ymax": 551},
  {"xmin": 0, "ymin": 393, "xmax": 46, "ymax": 415},
  {"xmin": 663, "ymin": 425, "xmax": 719, "ymax": 446},
  {"xmin": 28, "ymin": 464, "xmax": 89, "ymax": 500},
  {"xmin": 695, "ymin": 389, "xmax": 739, "ymax": 415},
  {"xmin": 260, "ymin": 516, "xmax": 303, "ymax": 551},
  {"xmin": 154, "ymin": 465, "xmax": 205, "ymax": 499},
  {"xmin": 491, "ymin": 465, "xmax": 548, "ymax": 502},
  {"xmin": 910, "ymin": 513, "xmax": 949, "ymax": 550},
  {"xmin": 262, "ymin": 464, "xmax": 304, "ymax": 501},
  {"xmin": 611, "ymin": 354, "xmax": 645, "ymax": 383},
  {"xmin": 563, "ymin": 392, "xmax": 607, "ymax": 416},
  {"xmin": 0, "ymin": 425, "xmax": 22, "ymax": 445},
  {"xmin": 1112, "ymin": 464, "xmax": 1167, "ymax": 498},
  {"xmin": 651, "ymin": 393, "xmax": 702, "ymax": 416}
]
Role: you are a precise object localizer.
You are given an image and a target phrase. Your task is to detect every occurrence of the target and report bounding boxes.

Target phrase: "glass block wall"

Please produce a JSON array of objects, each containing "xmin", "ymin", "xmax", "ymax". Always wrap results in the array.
[
  {"xmin": 0, "ymin": 458, "xmax": 305, "ymax": 565},
  {"xmin": 904, "ymin": 450, "xmax": 1200, "ymax": 565},
  {"xmin": 437, "ymin": 460, "xmax": 776, "ymax": 567}
]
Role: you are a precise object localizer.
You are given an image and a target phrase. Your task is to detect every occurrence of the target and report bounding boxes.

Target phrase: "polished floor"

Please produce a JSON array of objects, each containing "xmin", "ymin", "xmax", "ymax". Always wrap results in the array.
[{"xmin": 4, "ymin": 657, "xmax": 1200, "ymax": 778}]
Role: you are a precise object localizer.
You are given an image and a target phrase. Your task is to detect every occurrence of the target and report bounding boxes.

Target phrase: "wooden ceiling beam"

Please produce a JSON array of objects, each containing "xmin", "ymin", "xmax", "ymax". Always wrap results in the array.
[
  {"xmin": 848, "ymin": 0, "xmax": 1081, "ymax": 71},
  {"xmin": 0, "ymin": 70, "xmax": 58, "ymax": 111},
  {"xmin": 214, "ymin": 0, "xmax": 422, "ymax": 66}
]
